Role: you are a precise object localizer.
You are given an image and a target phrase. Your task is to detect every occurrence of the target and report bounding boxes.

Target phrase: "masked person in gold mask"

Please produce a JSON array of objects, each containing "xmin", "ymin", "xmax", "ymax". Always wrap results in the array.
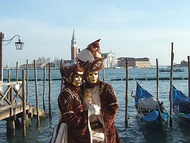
[
  {"xmin": 50, "ymin": 63, "xmax": 100, "ymax": 143},
  {"xmin": 77, "ymin": 39, "xmax": 121, "ymax": 143}
]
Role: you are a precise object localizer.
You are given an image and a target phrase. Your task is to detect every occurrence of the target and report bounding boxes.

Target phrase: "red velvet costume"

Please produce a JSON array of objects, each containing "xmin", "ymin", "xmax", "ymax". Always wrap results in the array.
[
  {"xmin": 58, "ymin": 85, "xmax": 90, "ymax": 143},
  {"xmin": 98, "ymin": 81, "xmax": 121, "ymax": 143},
  {"xmin": 56, "ymin": 64, "xmax": 91, "ymax": 143}
]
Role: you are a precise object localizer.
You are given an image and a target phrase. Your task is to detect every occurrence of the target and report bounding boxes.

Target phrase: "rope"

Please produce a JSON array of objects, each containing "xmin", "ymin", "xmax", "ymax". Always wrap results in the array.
[
  {"xmin": 171, "ymin": 113, "xmax": 187, "ymax": 119},
  {"xmin": 160, "ymin": 109, "xmax": 187, "ymax": 119}
]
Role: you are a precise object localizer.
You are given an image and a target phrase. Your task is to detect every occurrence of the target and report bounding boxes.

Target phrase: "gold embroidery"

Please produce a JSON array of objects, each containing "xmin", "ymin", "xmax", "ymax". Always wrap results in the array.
[
  {"xmin": 99, "ymin": 84, "xmax": 105, "ymax": 94},
  {"xmin": 64, "ymin": 88, "xmax": 81, "ymax": 103},
  {"xmin": 91, "ymin": 61, "xmax": 102, "ymax": 71},
  {"xmin": 84, "ymin": 91, "xmax": 92, "ymax": 105}
]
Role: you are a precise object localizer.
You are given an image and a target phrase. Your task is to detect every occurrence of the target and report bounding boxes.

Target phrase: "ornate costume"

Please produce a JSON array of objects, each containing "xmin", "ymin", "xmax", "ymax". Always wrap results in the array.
[
  {"xmin": 58, "ymin": 86, "xmax": 90, "ymax": 143},
  {"xmin": 51, "ymin": 39, "xmax": 121, "ymax": 143},
  {"xmin": 83, "ymin": 80, "xmax": 121, "ymax": 143},
  {"xmin": 77, "ymin": 39, "xmax": 121, "ymax": 143},
  {"xmin": 50, "ymin": 64, "xmax": 90, "ymax": 143}
]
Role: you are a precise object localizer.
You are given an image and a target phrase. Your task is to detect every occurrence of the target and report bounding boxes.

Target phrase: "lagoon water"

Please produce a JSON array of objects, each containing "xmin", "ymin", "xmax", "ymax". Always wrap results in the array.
[{"xmin": 1, "ymin": 67, "xmax": 190, "ymax": 143}]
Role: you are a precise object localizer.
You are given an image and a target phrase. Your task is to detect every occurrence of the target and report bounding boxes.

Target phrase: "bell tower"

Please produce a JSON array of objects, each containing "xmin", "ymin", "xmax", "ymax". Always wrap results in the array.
[{"xmin": 71, "ymin": 29, "xmax": 77, "ymax": 62}]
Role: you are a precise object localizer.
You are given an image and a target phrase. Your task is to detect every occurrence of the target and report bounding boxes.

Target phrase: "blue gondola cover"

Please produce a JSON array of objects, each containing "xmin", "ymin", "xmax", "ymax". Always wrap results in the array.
[
  {"xmin": 141, "ymin": 110, "xmax": 169, "ymax": 122},
  {"xmin": 141, "ymin": 110, "xmax": 159, "ymax": 122}
]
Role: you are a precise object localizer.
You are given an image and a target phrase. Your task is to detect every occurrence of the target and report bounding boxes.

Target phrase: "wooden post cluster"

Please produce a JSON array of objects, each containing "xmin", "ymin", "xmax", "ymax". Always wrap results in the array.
[{"xmin": 2, "ymin": 60, "xmax": 53, "ymax": 137}]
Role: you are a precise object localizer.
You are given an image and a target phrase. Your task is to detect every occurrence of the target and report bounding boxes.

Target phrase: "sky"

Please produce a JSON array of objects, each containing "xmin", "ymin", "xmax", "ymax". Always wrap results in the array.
[{"xmin": 1, "ymin": 0, "xmax": 190, "ymax": 67}]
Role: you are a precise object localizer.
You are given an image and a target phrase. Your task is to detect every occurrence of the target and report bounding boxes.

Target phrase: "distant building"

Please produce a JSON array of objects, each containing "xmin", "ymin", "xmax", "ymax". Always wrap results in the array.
[
  {"xmin": 117, "ymin": 57, "xmax": 151, "ymax": 68},
  {"xmin": 71, "ymin": 29, "xmax": 78, "ymax": 63},
  {"xmin": 103, "ymin": 52, "xmax": 117, "ymax": 68},
  {"xmin": 53, "ymin": 59, "xmax": 61, "ymax": 68},
  {"xmin": 4, "ymin": 63, "xmax": 10, "ymax": 69},
  {"xmin": 60, "ymin": 30, "xmax": 77, "ymax": 67},
  {"xmin": 180, "ymin": 60, "xmax": 188, "ymax": 67}
]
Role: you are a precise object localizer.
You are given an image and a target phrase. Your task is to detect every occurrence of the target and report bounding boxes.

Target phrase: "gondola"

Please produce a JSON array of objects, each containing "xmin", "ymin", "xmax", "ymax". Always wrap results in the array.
[
  {"xmin": 132, "ymin": 82, "xmax": 169, "ymax": 131},
  {"xmin": 172, "ymin": 86, "xmax": 190, "ymax": 126}
]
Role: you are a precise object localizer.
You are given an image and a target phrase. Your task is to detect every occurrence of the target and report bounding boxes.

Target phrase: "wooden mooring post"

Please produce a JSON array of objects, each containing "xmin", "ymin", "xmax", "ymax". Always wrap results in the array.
[
  {"xmin": 22, "ymin": 70, "xmax": 26, "ymax": 136},
  {"xmin": 156, "ymin": 59, "xmax": 159, "ymax": 100},
  {"xmin": 49, "ymin": 63, "xmax": 52, "ymax": 118},
  {"xmin": 34, "ymin": 60, "xmax": 40, "ymax": 127},
  {"xmin": 125, "ymin": 58, "xmax": 129, "ymax": 127},
  {"xmin": 26, "ymin": 59, "xmax": 29, "ymax": 103},
  {"xmin": 6, "ymin": 70, "xmax": 15, "ymax": 136},
  {"xmin": 188, "ymin": 56, "xmax": 190, "ymax": 97},
  {"xmin": 169, "ymin": 42, "xmax": 174, "ymax": 127},
  {"xmin": 43, "ymin": 65, "xmax": 46, "ymax": 111},
  {"xmin": 24, "ymin": 60, "xmax": 32, "ymax": 128},
  {"xmin": 16, "ymin": 62, "xmax": 18, "ymax": 82}
]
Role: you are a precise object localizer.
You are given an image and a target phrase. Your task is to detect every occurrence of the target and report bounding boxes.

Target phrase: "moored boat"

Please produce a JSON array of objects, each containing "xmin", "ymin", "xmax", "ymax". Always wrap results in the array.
[
  {"xmin": 132, "ymin": 82, "xmax": 169, "ymax": 131},
  {"xmin": 172, "ymin": 86, "xmax": 190, "ymax": 126}
]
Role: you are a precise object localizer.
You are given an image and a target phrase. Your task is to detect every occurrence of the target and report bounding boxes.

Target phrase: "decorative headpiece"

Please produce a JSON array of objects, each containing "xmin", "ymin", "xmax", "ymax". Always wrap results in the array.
[
  {"xmin": 77, "ymin": 39, "xmax": 104, "ymax": 74},
  {"xmin": 86, "ymin": 39, "xmax": 102, "ymax": 59},
  {"xmin": 60, "ymin": 62, "xmax": 84, "ymax": 84}
]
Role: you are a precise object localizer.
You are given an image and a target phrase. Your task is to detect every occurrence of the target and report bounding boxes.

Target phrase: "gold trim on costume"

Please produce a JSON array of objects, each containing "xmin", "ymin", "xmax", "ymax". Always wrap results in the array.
[
  {"xmin": 63, "ymin": 111, "xmax": 74, "ymax": 115},
  {"xmin": 99, "ymin": 84, "xmax": 105, "ymax": 94},
  {"xmin": 84, "ymin": 91, "xmax": 93, "ymax": 105},
  {"xmin": 108, "ymin": 102, "xmax": 118, "ymax": 106}
]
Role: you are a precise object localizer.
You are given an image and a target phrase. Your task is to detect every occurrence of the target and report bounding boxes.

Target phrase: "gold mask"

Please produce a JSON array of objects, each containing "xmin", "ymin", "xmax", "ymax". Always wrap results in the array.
[
  {"xmin": 72, "ymin": 75, "xmax": 83, "ymax": 87},
  {"xmin": 86, "ymin": 71, "xmax": 99, "ymax": 84}
]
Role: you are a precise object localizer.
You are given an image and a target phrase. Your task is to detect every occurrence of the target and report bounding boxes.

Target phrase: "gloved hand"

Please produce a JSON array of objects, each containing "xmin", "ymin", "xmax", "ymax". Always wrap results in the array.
[
  {"xmin": 88, "ymin": 104, "xmax": 96, "ymax": 116},
  {"xmin": 88, "ymin": 104, "xmax": 101, "ymax": 116},
  {"xmin": 93, "ymin": 104, "xmax": 101, "ymax": 115}
]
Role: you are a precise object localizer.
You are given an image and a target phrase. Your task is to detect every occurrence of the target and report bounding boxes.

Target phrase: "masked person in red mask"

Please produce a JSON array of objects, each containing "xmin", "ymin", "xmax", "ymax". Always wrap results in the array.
[{"xmin": 77, "ymin": 39, "xmax": 121, "ymax": 143}]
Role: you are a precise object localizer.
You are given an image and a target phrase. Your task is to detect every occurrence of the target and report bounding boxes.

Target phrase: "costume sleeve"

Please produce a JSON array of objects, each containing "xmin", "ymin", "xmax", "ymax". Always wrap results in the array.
[
  {"xmin": 101, "ymin": 84, "xmax": 119, "ymax": 124},
  {"xmin": 58, "ymin": 90, "xmax": 88, "ymax": 128}
]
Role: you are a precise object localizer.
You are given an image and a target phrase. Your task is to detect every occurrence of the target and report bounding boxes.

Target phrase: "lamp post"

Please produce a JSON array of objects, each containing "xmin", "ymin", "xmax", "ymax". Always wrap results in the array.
[{"xmin": 0, "ymin": 32, "xmax": 24, "ymax": 85}]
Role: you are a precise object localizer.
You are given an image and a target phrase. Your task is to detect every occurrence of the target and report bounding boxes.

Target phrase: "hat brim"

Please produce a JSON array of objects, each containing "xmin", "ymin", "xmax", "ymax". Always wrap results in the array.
[{"xmin": 89, "ymin": 57, "xmax": 104, "ymax": 72}]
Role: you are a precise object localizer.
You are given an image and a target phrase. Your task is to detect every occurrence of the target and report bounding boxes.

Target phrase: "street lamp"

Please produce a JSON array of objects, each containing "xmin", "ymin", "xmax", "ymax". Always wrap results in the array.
[{"xmin": 0, "ymin": 32, "xmax": 24, "ymax": 83}]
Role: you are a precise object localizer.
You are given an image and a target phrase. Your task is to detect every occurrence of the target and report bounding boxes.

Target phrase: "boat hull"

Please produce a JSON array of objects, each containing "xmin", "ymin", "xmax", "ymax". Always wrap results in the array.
[
  {"xmin": 172, "ymin": 86, "xmax": 190, "ymax": 126},
  {"xmin": 134, "ymin": 82, "xmax": 169, "ymax": 131},
  {"xmin": 173, "ymin": 109, "xmax": 190, "ymax": 126},
  {"xmin": 136, "ymin": 109, "xmax": 168, "ymax": 131}
]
